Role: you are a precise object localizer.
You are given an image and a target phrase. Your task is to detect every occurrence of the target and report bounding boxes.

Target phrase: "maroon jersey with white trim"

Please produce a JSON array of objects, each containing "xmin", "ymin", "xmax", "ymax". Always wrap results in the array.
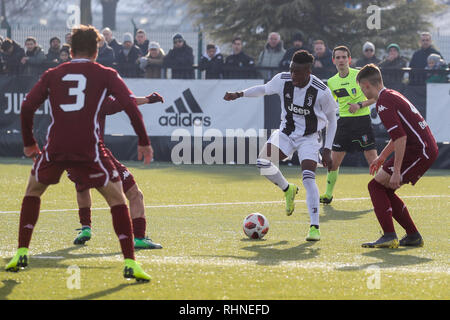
[
  {"xmin": 21, "ymin": 59, "xmax": 149, "ymax": 162},
  {"xmin": 376, "ymin": 88, "xmax": 437, "ymax": 159}
]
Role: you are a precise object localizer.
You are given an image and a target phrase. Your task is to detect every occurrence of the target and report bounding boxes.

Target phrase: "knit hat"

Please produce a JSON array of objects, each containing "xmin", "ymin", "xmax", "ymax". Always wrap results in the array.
[
  {"xmin": 292, "ymin": 32, "xmax": 304, "ymax": 43},
  {"xmin": 149, "ymin": 41, "xmax": 160, "ymax": 50},
  {"xmin": 49, "ymin": 37, "xmax": 61, "ymax": 44},
  {"xmin": 173, "ymin": 33, "xmax": 184, "ymax": 42},
  {"xmin": 362, "ymin": 41, "xmax": 375, "ymax": 52},
  {"xmin": 123, "ymin": 33, "xmax": 133, "ymax": 43},
  {"xmin": 387, "ymin": 43, "xmax": 400, "ymax": 52}
]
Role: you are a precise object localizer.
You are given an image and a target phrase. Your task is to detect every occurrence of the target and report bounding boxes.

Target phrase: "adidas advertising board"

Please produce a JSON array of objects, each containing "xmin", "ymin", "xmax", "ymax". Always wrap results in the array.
[{"xmin": 105, "ymin": 79, "xmax": 265, "ymax": 137}]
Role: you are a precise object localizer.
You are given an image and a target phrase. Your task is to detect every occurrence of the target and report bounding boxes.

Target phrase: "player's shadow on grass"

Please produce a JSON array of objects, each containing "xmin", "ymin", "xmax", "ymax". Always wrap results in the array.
[
  {"xmin": 335, "ymin": 247, "xmax": 432, "ymax": 272},
  {"xmin": 320, "ymin": 205, "xmax": 372, "ymax": 222},
  {"xmin": 0, "ymin": 279, "xmax": 20, "ymax": 300},
  {"xmin": 72, "ymin": 282, "xmax": 146, "ymax": 300},
  {"xmin": 200, "ymin": 240, "xmax": 320, "ymax": 266},
  {"xmin": 1, "ymin": 246, "xmax": 122, "ymax": 271}
]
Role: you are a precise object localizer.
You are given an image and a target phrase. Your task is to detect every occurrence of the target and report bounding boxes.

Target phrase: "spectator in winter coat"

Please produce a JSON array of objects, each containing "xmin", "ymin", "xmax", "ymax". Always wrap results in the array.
[
  {"xmin": 223, "ymin": 36, "xmax": 256, "ymax": 79},
  {"xmin": 21, "ymin": 37, "xmax": 46, "ymax": 76},
  {"xmin": 116, "ymin": 33, "xmax": 143, "ymax": 78},
  {"xmin": 311, "ymin": 39, "xmax": 335, "ymax": 80},
  {"xmin": 354, "ymin": 41, "xmax": 380, "ymax": 68},
  {"xmin": 140, "ymin": 41, "xmax": 165, "ymax": 78},
  {"xmin": 163, "ymin": 33, "xmax": 195, "ymax": 79},
  {"xmin": 199, "ymin": 44, "xmax": 224, "ymax": 79},
  {"xmin": 378, "ymin": 43, "xmax": 408, "ymax": 69},
  {"xmin": 425, "ymin": 53, "xmax": 448, "ymax": 83},
  {"xmin": 96, "ymin": 34, "xmax": 115, "ymax": 68},
  {"xmin": 46, "ymin": 36, "xmax": 61, "ymax": 68},
  {"xmin": 257, "ymin": 32, "xmax": 285, "ymax": 79},
  {"xmin": 0, "ymin": 38, "xmax": 25, "ymax": 75},
  {"xmin": 279, "ymin": 32, "xmax": 311, "ymax": 71},
  {"xmin": 134, "ymin": 29, "xmax": 149, "ymax": 56},
  {"xmin": 409, "ymin": 32, "xmax": 443, "ymax": 85},
  {"xmin": 102, "ymin": 27, "xmax": 122, "ymax": 59},
  {"xmin": 378, "ymin": 44, "xmax": 408, "ymax": 89}
]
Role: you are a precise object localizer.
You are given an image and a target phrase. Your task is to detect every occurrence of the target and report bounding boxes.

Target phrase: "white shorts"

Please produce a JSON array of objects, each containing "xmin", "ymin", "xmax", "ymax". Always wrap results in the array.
[{"xmin": 267, "ymin": 129, "xmax": 321, "ymax": 163}]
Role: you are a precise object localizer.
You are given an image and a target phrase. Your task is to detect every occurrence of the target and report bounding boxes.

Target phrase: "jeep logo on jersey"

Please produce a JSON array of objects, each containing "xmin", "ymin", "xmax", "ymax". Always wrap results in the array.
[
  {"xmin": 287, "ymin": 103, "xmax": 311, "ymax": 115},
  {"xmin": 158, "ymin": 89, "xmax": 211, "ymax": 127}
]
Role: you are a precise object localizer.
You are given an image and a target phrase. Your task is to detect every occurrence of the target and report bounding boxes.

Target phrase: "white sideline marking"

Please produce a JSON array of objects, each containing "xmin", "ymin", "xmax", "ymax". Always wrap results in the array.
[{"xmin": 0, "ymin": 194, "xmax": 448, "ymax": 214}]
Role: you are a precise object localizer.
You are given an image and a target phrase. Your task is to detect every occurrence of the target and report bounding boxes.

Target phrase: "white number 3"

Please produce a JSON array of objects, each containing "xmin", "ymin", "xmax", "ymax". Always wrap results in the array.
[{"xmin": 60, "ymin": 74, "xmax": 87, "ymax": 112}]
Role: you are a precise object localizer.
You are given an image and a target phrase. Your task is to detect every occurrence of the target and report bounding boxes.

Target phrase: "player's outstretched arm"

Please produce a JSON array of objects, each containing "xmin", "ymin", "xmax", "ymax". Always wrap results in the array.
[
  {"xmin": 101, "ymin": 92, "xmax": 165, "ymax": 117},
  {"xmin": 321, "ymin": 88, "xmax": 338, "ymax": 168}
]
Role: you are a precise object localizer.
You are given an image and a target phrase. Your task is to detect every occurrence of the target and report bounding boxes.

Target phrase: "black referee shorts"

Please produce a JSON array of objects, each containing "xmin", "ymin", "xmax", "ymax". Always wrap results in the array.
[{"xmin": 332, "ymin": 115, "xmax": 376, "ymax": 153}]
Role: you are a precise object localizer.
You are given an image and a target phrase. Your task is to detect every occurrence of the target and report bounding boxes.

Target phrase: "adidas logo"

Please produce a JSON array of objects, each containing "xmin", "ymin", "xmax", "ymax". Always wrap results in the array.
[{"xmin": 158, "ymin": 89, "xmax": 211, "ymax": 127}]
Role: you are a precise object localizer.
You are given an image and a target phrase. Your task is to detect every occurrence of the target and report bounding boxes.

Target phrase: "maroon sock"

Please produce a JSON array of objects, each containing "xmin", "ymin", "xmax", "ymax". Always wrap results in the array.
[
  {"xmin": 18, "ymin": 196, "xmax": 41, "ymax": 248},
  {"xmin": 78, "ymin": 207, "xmax": 91, "ymax": 228},
  {"xmin": 132, "ymin": 217, "xmax": 146, "ymax": 239},
  {"xmin": 368, "ymin": 179, "xmax": 395, "ymax": 234},
  {"xmin": 110, "ymin": 204, "xmax": 135, "ymax": 260},
  {"xmin": 386, "ymin": 190, "xmax": 418, "ymax": 235}
]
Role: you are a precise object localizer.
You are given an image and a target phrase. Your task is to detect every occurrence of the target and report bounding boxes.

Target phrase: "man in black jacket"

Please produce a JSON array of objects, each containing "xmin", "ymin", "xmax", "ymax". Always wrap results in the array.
[
  {"xmin": 46, "ymin": 37, "xmax": 61, "ymax": 68},
  {"xmin": 134, "ymin": 29, "xmax": 149, "ymax": 56},
  {"xmin": 279, "ymin": 33, "xmax": 310, "ymax": 71},
  {"xmin": 1, "ymin": 38, "xmax": 25, "ymax": 75},
  {"xmin": 223, "ymin": 36, "xmax": 256, "ymax": 79},
  {"xmin": 199, "ymin": 44, "xmax": 224, "ymax": 79},
  {"xmin": 116, "ymin": 33, "xmax": 143, "ymax": 78},
  {"xmin": 163, "ymin": 33, "xmax": 195, "ymax": 79},
  {"xmin": 102, "ymin": 27, "xmax": 122, "ymax": 59}
]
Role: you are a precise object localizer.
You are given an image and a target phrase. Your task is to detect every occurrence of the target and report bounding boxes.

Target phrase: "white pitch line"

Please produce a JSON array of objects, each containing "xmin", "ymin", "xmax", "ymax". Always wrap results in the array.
[{"xmin": 0, "ymin": 194, "xmax": 448, "ymax": 214}]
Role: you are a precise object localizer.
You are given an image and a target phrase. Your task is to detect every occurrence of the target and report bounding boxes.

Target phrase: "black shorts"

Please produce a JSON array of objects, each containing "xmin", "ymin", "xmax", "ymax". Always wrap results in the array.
[{"xmin": 332, "ymin": 115, "xmax": 376, "ymax": 152}]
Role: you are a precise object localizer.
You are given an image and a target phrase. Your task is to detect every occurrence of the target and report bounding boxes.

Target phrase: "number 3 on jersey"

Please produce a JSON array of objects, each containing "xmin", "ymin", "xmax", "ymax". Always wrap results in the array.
[{"xmin": 60, "ymin": 74, "xmax": 87, "ymax": 112}]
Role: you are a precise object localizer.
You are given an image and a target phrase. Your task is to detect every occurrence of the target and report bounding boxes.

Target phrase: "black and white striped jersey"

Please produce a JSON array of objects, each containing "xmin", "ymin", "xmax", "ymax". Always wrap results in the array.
[{"xmin": 264, "ymin": 72, "xmax": 338, "ymax": 140}]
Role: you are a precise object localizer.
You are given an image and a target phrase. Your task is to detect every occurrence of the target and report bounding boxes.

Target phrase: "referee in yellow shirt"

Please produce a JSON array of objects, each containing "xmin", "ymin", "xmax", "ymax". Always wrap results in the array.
[{"xmin": 320, "ymin": 46, "xmax": 378, "ymax": 204}]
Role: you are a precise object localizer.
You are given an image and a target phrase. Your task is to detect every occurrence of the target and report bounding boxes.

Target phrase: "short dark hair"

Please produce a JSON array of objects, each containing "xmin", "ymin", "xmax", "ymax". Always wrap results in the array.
[
  {"xmin": 232, "ymin": 36, "xmax": 242, "ymax": 44},
  {"xmin": 332, "ymin": 45, "xmax": 351, "ymax": 59},
  {"xmin": 206, "ymin": 44, "xmax": 215, "ymax": 50},
  {"xmin": 356, "ymin": 64, "xmax": 383, "ymax": 85},
  {"xmin": 292, "ymin": 50, "xmax": 314, "ymax": 65},
  {"xmin": 71, "ymin": 25, "xmax": 101, "ymax": 57},
  {"xmin": 25, "ymin": 37, "xmax": 37, "ymax": 44}
]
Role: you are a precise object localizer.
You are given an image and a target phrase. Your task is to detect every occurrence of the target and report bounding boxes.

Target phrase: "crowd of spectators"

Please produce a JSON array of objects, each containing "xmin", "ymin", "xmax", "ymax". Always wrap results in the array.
[{"xmin": 0, "ymin": 29, "xmax": 448, "ymax": 84}]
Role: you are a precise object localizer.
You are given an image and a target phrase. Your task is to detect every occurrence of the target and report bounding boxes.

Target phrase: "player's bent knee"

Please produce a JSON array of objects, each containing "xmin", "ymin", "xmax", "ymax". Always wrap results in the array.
[{"xmin": 25, "ymin": 176, "xmax": 48, "ymax": 197}]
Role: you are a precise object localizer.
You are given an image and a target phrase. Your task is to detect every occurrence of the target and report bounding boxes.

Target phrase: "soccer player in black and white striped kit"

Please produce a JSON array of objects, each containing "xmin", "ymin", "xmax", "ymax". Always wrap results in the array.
[{"xmin": 224, "ymin": 50, "xmax": 338, "ymax": 241}]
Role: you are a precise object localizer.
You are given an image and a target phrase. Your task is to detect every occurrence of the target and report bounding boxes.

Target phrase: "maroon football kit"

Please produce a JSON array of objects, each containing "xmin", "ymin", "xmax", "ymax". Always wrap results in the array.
[
  {"xmin": 21, "ymin": 59, "xmax": 149, "ymax": 190},
  {"xmin": 376, "ymin": 88, "xmax": 438, "ymax": 185}
]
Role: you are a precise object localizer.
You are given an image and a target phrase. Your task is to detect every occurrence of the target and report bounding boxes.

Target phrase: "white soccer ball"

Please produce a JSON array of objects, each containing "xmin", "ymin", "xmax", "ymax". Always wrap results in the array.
[{"xmin": 243, "ymin": 213, "xmax": 269, "ymax": 239}]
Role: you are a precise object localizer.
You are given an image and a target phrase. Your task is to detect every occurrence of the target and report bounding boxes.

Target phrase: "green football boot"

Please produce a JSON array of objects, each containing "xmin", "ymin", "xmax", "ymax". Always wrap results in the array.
[
  {"xmin": 123, "ymin": 259, "xmax": 151, "ymax": 283},
  {"xmin": 305, "ymin": 226, "xmax": 321, "ymax": 241},
  {"xmin": 284, "ymin": 184, "xmax": 299, "ymax": 216},
  {"xmin": 319, "ymin": 194, "xmax": 333, "ymax": 204},
  {"xmin": 134, "ymin": 237, "xmax": 163, "ymax": 250},
  {"xmin": 5, "ymin": 248, "xmax": 29, "ymax": 272},
  {"xmin": 73, "ymin": 227, "xmax": 91, "ymax": 245},
  {"xmin": 362, "ymin": 233, "xmax": 399, "ymax": 248}
]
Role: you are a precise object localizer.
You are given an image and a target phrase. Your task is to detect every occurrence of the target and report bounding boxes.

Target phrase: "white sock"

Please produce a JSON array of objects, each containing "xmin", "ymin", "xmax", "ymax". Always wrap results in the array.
[
  {"xmin": 256, "ymin": 158, "xmax": 289, "ymax": 191},
  {"xmin": 302, "ymin": 170, "xmax": 319, "ymax": 226}
]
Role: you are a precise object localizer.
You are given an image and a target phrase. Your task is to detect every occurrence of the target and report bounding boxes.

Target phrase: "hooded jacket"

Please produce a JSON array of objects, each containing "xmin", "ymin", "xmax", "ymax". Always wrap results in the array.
[{"xmin": 199, "ymin": 46, "xmax": 224, "ymax": 79}]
